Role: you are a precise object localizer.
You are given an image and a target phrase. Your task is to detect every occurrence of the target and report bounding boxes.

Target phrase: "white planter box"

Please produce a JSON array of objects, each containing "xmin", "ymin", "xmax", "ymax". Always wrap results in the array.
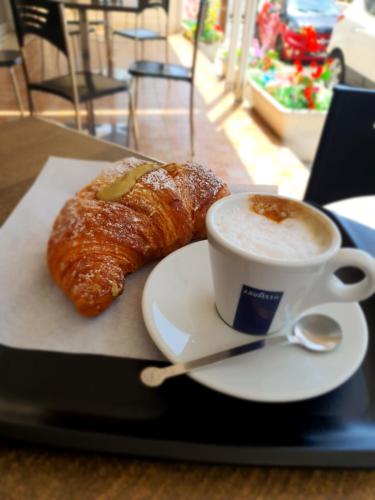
[{"xmin": 247, "ymin": 79, "xmax": 328, "ymax": 164}]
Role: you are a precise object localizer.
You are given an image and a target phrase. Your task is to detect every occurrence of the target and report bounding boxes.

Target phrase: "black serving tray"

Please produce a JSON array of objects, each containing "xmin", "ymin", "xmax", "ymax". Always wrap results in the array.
[{"xmin": 0, "ymin": 210, "xmax": 374, "ymax": 468}]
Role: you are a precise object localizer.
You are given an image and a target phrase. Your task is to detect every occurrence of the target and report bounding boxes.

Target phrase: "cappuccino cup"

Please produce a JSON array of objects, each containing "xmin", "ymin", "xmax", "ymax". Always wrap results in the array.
[{"xmin": 206, "ymin": 193, "xmax": 375, "ymax": 336}]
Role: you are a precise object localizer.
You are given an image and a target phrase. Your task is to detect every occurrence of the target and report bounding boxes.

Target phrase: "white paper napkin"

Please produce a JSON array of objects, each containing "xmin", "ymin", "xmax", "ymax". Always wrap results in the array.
[{"xmin": 0, "ymin": 157, "xmax": 277, "ymax": 361}]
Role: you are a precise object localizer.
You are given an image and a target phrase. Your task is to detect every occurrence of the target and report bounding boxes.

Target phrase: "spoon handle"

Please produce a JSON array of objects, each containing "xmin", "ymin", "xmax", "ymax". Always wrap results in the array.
[{"xmin": 140, "ymin": 335, "xmax": 287, "ymax": 387}]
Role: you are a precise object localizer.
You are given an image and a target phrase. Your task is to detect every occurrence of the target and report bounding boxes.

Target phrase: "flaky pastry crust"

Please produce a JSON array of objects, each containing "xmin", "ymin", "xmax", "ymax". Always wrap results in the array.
[{"xmin": 47, "ymin": 159, "xmax": 230, "ymax": 316}]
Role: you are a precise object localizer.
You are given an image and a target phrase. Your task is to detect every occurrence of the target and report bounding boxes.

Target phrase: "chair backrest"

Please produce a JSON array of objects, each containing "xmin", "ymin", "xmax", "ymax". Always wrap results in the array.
[
  {"xmin": 191, "ymin": 0, "xmax": 209, "ymax": 78},
  {"xmin": 9, "ymin": 0, "xmax": 69, "ymax": 56},
  {"xmin": 9, "ymin": 0, "xmax": 79, "ymax": 113},
  {"xmin": 138, "ymin": 0, "xmax": 170, "ymax": 39},
  {"xmin": 139, "ymin": 0, "xmax": 169, "ymax": 14},
  {"xmin": 304, "ymin": 85, "xmax": 375, "ymax": 206}
]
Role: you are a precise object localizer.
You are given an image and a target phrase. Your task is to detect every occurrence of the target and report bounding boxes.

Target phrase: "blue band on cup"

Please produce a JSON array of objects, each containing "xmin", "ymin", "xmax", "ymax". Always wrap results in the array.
[{"xmin": 233, "ymin": 285, "xmax": 283, "ymax": 335}]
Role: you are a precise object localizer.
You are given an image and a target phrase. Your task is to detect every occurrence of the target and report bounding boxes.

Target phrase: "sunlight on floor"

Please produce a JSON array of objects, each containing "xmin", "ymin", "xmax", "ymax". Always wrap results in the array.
[{"xmin": 169, "ymin": 35, "xmax": 310, "ymax": 199}]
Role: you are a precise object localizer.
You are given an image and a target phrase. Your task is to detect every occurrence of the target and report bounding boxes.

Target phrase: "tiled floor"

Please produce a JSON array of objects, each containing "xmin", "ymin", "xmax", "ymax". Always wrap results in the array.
[{"xmin": 0, "ymin": 29, "xmax": 309, "ymax": 197}]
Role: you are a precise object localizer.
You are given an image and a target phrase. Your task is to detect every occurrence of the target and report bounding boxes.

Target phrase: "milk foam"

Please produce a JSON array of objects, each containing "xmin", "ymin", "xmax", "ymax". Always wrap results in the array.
[{"xmin": 214, "ymin": 196, "xmax": 332, "ymax": 261}]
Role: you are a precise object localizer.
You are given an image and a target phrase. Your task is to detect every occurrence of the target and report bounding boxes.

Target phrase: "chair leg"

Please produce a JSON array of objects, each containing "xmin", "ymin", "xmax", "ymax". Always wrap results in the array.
[
  {"xmin": 128, "ymin": 90, "xmax": 139, "ymax": 150},
  {"xmin": 95, "ymin": 29, "xmax": 103, "ymax": 74},
  {"xmin": 9, "ymin": 66, "xmax": 25, "ymax": 117},
  {"xmin": 189, "ymin": 84, "xmax": 195, "ymax": 159},
  {"xmin": 25, "ymin": 86, "xmax": 34, "ymax": 115},
  {"xmin": 125, "ymin": 96, "xmax": 130, "ymax": 148},
  {"xmin": 41, "ymin": 38, "xmax": 45, "ymax": 79},
  {"xmin": 72, "ymin": 36, "xmax": 81, "ymax": 72},
  {"xmin": 74, "ymin": 101, "xmax": 82, "ymax": 131},
  {"xmin": 86, "ymin": 100, "xmax": 96, "ymax": 136},
  {"xmin": 19, "ymin": 54, "xmax": 34, "ymax": 115},
  {"xmin": 104, "ymin": 11, "xmax": 114, "ymax": 77},
  {"xmin": 165, "ymin": 38, "xmax": 169, "ymax": 64},
  {"xmin": 134, "ymin": 76, "xmax": 139, "ymax": 109},
  {"xmin": 164, "ymin": 7, "xmax": 169, "ymax": 64},
  {"xmin": 134, "ymin": 14, "xmax": 139, "ymax": 61}
]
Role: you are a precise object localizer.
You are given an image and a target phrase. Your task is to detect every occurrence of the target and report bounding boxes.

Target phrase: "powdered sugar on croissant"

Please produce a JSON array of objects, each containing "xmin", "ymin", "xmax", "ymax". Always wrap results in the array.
[{"xmin": 47, "ymin": 159, "xmax": 230, "ymax": 316}]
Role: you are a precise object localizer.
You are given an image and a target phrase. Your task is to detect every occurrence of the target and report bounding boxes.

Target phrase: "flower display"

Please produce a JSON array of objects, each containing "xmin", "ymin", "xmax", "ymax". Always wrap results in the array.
[
  {"xmin": 248, "ymin": 42, "xmax": 333, "ymax": 111},
  {"xmin": 300, "ymin": 26, "xmax": 320, "ymax": 54}
]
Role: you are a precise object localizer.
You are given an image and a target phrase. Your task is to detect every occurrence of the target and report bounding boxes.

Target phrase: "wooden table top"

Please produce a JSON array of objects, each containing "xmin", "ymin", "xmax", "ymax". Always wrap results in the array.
[
  {"xmin": 0, "ymin": 117, "xmax": 156, "ymax": 226},
  {"xmin": 1, "ymin": 117, "xmax": 375, "ymax": 499}
]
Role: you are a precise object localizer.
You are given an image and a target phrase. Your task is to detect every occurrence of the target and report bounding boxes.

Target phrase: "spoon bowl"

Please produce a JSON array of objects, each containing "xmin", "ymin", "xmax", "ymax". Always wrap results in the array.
[{"xmin": 291, "ymin": 314, "xmax": 343, "ymax": 352}]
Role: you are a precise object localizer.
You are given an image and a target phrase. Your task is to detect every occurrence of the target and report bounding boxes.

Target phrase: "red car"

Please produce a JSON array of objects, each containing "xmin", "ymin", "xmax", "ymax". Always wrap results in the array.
[{"xmin": 256, "ymin": 0, "xmax": 340, "ymax": 62}]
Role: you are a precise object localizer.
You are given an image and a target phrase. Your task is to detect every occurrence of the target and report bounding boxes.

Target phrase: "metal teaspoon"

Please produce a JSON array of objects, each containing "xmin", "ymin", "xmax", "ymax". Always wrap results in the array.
[{"xmin": 140, "ymin": 314, "xmax": 342, "ymax": 388}]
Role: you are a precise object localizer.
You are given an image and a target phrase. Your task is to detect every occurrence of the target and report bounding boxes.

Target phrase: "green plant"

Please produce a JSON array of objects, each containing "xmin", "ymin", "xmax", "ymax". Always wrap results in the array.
[
  {"xmin": 201, "ymin": 0, "xmax": 223, "ymax": 43},
  {"xmin": 183, "ymin": 0, "xmax": 223, "ymax": 44}
]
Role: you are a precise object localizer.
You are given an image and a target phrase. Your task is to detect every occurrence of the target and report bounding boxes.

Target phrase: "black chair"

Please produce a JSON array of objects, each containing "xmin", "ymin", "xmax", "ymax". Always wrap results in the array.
[
  {"xmin": 9, "ymin": 0, "xmax": 138, "ymax": 148},
  {"xmin": 114, "ymin": 0, "xmax": 170, "ymax": 62},
  {"xmin": 304, "ymin": 85, "xmax": 375, "ymax": 206},
  {"xmin": 43, "ymin": 26, "xmax": 96, "ymax": 80},
  {"xmin": 128, "ymin": 0, "xmax": 208, "ymax": 157},
  {"xmin": 0, "ymin": 50, "xmax": 25, "ymax": 116},
  {"xmin": 39, "ymin": 13, "xmax": 98, "ymax": 79}
]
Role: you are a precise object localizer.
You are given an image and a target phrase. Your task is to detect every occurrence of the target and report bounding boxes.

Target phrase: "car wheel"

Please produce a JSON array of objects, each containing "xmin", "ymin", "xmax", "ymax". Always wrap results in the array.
[{"xmin": 329, "ymin": 50, "xmax": 345, "ymax": 86}]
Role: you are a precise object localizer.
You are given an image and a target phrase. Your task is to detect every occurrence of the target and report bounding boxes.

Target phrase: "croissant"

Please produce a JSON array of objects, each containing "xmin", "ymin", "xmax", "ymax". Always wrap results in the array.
[{"xmin": 47, "ymin": 159, "xmax": 230, "ymax": 316}]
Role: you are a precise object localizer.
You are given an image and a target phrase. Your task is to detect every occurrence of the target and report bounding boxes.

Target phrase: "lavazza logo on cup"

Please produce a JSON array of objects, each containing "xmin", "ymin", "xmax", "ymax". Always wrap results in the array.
[
  {"xmin": 233, "ymin": 285, "xmax": 283, "ymax": 335},
  {"xmin": 206, "ymin": 193, "xmax": 375, "ymax": 336}
]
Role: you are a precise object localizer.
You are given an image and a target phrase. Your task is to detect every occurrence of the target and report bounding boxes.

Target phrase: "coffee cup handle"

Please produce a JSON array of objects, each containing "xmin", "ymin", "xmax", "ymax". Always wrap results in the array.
[{"xmin": 301, "ymin": 249, "xmax": 375, "ymax": 310}]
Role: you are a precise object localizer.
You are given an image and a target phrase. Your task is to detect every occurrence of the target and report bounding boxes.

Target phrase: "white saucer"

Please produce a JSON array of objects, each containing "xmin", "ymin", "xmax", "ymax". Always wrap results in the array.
[{"xmin": 142, "ymin": 241, "xmax": 368, "ymax": 403}]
